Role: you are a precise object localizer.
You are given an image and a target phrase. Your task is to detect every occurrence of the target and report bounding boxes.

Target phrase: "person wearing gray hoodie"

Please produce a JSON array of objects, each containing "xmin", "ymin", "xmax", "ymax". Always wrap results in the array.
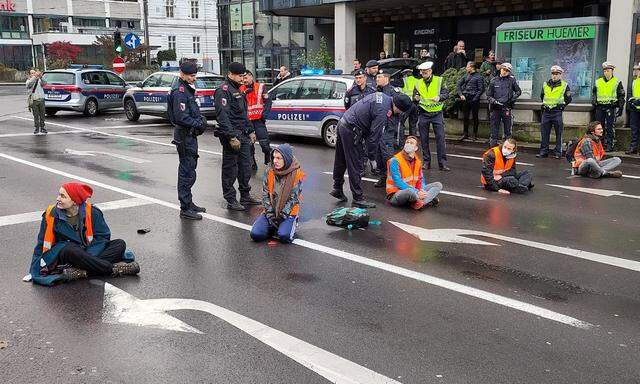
[{"xmin": 26, "ymin": 69, "xmax": 46, "ymax": 135}]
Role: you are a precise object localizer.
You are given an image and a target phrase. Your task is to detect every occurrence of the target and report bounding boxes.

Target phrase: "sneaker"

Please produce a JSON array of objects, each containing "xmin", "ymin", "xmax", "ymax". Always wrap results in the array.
[
  {"xmin": 353, "ymin": 199, "xmax": 376, "ymax": 208},
  {"xmin": 329, "ymin": 189, "xmax": 348, "ymax": 202},
  {"xmin": 553, "ymin": 153, "xmax": 561, "ymax": 159},
  {"xmin": 111, "ymin": 261, "xmax": 140, "ymax": 277},
  {"xmin": 439, "ymin": 165, "xmax": 451, "ymax": 172},
  {"xmin": 471, "ymin": 135, "xmax": 477, "ymax": 141},
  {"xmin": 240, "ymin": 196, "xmax": 261, "ymax": 206},
  {"xmin": 226, "ymin": 201, "xmax": 246, "ymax": 211},
  {"xmin": 180, "ymin": 209, "xmax": 203, "ymax": 220},
  {"xmin": 535, "ymin": 153, "xmax": 548, "ymax": 158},
  {"xmin": 606, "ymin": 170, "xmax": 623, "ymax": 178},
  {"xmin": 459, "ymin": 135, "xmax": 469, "ymax": 142},
  {"xmin": 62, "ymin": 267, "xmax": 88, "ymax": 282},
  {"xmin": 33, "ymin": 128, "xmax": 40, "ymax": 135},
  {"xmin": 373, "ymin": 177, "xmax": 385, "ymax": 188},
  {"xmin": 427, "ymin": 196, "xmax": 440, "ymax": 207},
  {"xmin": 190, "ymin": 203, "xmax": 206, "ymax": 213},
  {"xmin": 40, "ymin": 127, "xmax": 47, "ymax": 135}
]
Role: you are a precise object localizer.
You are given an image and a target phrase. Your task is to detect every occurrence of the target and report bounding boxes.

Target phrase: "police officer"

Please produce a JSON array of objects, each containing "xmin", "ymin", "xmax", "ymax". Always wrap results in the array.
[
  {"xmin": 374, "ymin": 70, "xmax": 404, "ymax": 187},
  {"xmin": 401, "ymin": 68, "xmax": 419, "ymax": 136},
  {"xmin": 486, "ymin": 62, "xmax": 521, "ymax": 147},
  {"xmin": 414, "ymin": 61, "xmax": 450, "ymax": 171},
  {"xmin": 537, "ymin": 65, "xmax": 572, "ymax": 159},
  {"xmin": 168, "ymin": 61, "xmax": 208, "ymax": 220},
  {"xmin": 244, "ymin": 70, "xmax": 272, "ymax": 167},
  {"xmin": 593, "ymin": 61, "xmax": 625, "ymax": 152},
  {"xmin": 344, "ymin": 69, "xmax": 375, "ymax": 110},
  {"xmin": 214, "ymin": 62, "xmax": 260, "ymax": 211},
  {"xmin": 365, "ymin": 60, "xmax": 379, "ymax": 88},
  {"xmin": 330, "ymin": 92, "xmax": 413, "ymax": 208},
  {"xmin": 626, "ymin": 63, "xmax": 640, "ymax": 155}
]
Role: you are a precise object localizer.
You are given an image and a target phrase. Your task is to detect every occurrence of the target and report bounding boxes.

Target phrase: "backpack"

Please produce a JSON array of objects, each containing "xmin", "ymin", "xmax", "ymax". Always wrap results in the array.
[
  {"xmin": 565, "ymin": 139, "xmax": 579, "ymax": 163},
  {"xmin": 326, "ymin": 207, "xmax": 370, "ymax": 229}
]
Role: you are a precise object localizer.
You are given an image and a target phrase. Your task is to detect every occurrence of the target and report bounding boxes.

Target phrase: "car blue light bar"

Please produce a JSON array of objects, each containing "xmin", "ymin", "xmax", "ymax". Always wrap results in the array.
[
  {"xmin": 301, "ymin": 68, "xmax": 325, "ymax": 76},
  {"xmin": 67, "ymin": 64, "xmax": 105, "ymax": 70}
]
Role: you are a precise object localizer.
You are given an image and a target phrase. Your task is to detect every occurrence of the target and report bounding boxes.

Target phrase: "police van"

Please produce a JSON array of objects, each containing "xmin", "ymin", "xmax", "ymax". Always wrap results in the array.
[
  {"xmin": 42, "ymin": 65, "xmax": 129, "ymax": 117},
  {"xmin": 123, "ymin": 71, "xmax": 224, "ymax": 122},
  {"xmin": 266, "ymin": 73, "xmax": 353, "ymax": 147}
]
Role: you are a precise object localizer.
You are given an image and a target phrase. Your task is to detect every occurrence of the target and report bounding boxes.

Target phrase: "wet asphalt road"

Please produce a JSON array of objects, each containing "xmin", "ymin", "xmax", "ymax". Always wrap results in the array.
[{"xmin": 1, "ymin": 102, "xmax": 640, "ymax": 383}]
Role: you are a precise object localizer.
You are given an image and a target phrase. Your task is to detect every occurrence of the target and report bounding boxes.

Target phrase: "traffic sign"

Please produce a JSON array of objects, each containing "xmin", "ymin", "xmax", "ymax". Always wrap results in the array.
[
  {"xmin": 124, "ymin": 33, "xmax": 141, "ymax": 49},
  {"xmin": 112, "ymin": 57, "xmax": 125, "ymax": 73}
]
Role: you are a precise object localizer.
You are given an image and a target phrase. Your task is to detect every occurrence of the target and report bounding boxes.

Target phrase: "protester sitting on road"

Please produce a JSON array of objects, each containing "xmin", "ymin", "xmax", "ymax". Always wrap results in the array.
[
  {"xmin": 572, "ymin": 121, "xmax": 622, "ymax": 178},
  {"xmin": 26, "ymin": 183, "xmax": 139, "ymax": 286},
  {"xmin": 251, "ymin": 144, "xmax": 304, "ymax": 244},
  {"xmin": 481, "ymin": 138, "xmax": 534, "ymax": 195},
  {"xmin": 386, "ymin": 136, "xmax": 442, "ymax": 209}
]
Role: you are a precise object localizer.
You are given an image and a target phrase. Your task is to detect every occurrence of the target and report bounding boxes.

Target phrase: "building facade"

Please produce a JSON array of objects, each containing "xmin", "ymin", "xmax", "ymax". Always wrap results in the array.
[{"xmin": 147, "ymin": 0, "xmax": 220, "ymax": 73}]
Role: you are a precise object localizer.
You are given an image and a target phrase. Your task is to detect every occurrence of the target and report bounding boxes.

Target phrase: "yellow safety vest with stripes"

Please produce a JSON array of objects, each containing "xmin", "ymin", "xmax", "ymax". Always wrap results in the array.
[
  {"xmin": 542, "ymin": 80, "xmax": 567, "ymax": 109},
  {"xmin": 416, "ymin": 76, "xmax": 443, "ymax": 113},
  {"xmin": 595, "ymin": 76, "xmax": 619, "ymax": 105},
  {"xmin": 632, "ymin": 78, "xmax": 640, "ymax": 111}
]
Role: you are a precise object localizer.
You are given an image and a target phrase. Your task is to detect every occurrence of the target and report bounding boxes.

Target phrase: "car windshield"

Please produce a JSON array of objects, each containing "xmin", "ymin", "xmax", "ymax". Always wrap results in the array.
[
  {"xmin": 196, "ymin": 76, "xmax": 224, "ymax": 89},
  {"xmin": 42, "ymin": 72, "xmax": 75, "ymax": 85}
]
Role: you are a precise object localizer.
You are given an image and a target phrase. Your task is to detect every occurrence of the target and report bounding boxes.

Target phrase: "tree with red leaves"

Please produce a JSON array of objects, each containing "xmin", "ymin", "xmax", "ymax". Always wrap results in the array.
[{"xmin": 45, "ymin": 41, "xmax": 82, "ymax": 69}]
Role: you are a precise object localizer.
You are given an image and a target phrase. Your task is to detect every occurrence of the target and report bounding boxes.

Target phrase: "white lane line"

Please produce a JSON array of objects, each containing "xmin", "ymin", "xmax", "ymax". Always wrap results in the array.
[
  {"xmin": 0, "ymin": 130, "xmax": 78, "ymax": 138},
  {"xmin": 0, "ymin": 198, "xmax": 151, "ymax": 227},
  {"xmin": 0, "ymin": 151, "xmax": 591, "ymax": 329},
  {"xmin": 322, "ymin": 172, "xmax": 487, "ymax": 201},
  {"xmin": 100, "ymin": 123, "xmax": 169, "ymax": 129},
  {"xmin": 448, "ymin": 153, "xmax": 534, "ymax": 166},
  {"xmin": 65, "ymin": 148, "xmax": 151, "ymax": 164},
  {"xmin": 12, "ymin": 116, "xmax": 222, "ymax": 156}
]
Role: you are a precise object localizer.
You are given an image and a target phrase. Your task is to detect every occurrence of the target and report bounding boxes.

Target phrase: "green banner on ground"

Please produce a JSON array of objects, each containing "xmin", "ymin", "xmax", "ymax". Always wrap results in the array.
[{"xmin": 497, "ymin": 25, "xmax": 596, "ymax": 43}]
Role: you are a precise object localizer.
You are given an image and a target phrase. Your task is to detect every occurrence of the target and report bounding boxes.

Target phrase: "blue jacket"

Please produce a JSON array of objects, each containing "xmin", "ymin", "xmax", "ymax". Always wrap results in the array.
[
  {"xmin": 167, "ymin": 78, "xmax": 207, "ymax": 134},
  {"xmin": 29, "ymin": 203, "xmax": 111, "ymax": 286},
  {"xmin": 388, "ymin": 156, "xmax": 427, "ymax": 194},
  {"xmin": 341, "ymin": 92, "xmax": 392, "ymax": 160},
  {"xmin": 344, "ymin": 83, "xmax": 376, "ymax": 110}
]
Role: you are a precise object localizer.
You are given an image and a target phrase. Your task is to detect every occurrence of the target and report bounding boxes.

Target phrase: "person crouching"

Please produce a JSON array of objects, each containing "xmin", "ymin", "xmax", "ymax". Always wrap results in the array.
[
  {"xmin": 26, "ymin": 183, "xmax": 139, "ymax": 286},
  {"xmin": 250, "ymin": 144, "xmax": 304, "ymax": 244},
  {"xmin": 481, "ymin": 138, "xmax": 534, "ymax": 195},
  {"xmin": 386, "ymin": 136, "xmax": 442, "ymax": 209}
]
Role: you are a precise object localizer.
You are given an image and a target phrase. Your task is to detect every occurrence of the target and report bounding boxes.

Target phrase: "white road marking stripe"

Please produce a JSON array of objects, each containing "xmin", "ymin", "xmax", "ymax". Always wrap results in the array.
[
  {"xmin": 547, "ymin": 184, "xmax": 640, "ymax": 200},
  {"xmin": 12, "ymin": 116, "xmax": 222, "ymax": 156},
  {"xmin": 322, "ymin": 172, "xmax": 487, "ymax": 201},
  {"xmin": 100, "ymin": 123, "xmax": 170, "ymax": 129},
  {"xmin": 0, "ymin": 198, "xmax": 151, "ymax": 227},
  {"xmin": 64, "ymin": 148, "xmax": 151, "ymax": 164},
  {"xmin": 1, "ymin": 151, "xmax": 591, "ymax": 329},
  {"xmin": 448, "ymin": 153, "xmax": 534, "ymax": 166},
  {"xmin": 0, "ymin": 130, "xmax": 78, "ymax": 138}
]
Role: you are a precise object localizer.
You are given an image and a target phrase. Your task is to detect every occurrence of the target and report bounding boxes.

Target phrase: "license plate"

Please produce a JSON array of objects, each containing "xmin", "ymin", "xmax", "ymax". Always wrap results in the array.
[{"xmin": 46, "ymin": 94, "xmax": 63, "ymax": 100}]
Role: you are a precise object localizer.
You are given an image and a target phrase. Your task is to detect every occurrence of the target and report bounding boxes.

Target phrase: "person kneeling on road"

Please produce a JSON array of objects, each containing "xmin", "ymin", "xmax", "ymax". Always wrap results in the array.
[
  {"xmin": 572, "ymin": 121, "xmax": 622, "ymax": 178},
  {"xmin": 481, "ymin": 138, "xmax": 534, "ymax": 195},
  {"xmin": 250, "ymin": 144, "xmax": 304, "ymax": 244},
  {"xmin": 25, "ymin": 183, "xmax": 139, "ymax": 286},
  {"xmin": 386, "ymin": 136, "xmax": 442, "ymax": 209}
]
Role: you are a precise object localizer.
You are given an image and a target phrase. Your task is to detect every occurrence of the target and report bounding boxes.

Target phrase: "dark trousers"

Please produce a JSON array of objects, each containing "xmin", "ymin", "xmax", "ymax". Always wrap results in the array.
[
  {"xmin": 250, "ymin": 120, "xmax": 271, "ymax": 164},
  {"xmin": 220, "ymin": 134, "xmax": 252, "ymax": 203},
  {"xmin": 595, "ymin": 106, "xmax": 616, "ymax": 149},
  {"xmin": 333, "ymin": 123, "xmax": 365, "ymax": 200},
  {"xmin": 31, "ymin": 99, "xmax": 45, "ymax": 129},
  {"xmin": 462, "ymin": 100, "xmax": 479, "ymax": 137},
  {"xmin": 175, "ymin": 132, "xmax": 199, "ymax": 211},
  {"xmin": 630, "ymin": 108, "xmax": 640, "ymax": 151},
  {"xmin": 486, "ymin": 170, "xmax": 533, "ymax": 194},
  {"xmin": 417, "ymin": 111, "xmax": 447, "ymax": 167},
  {"xmin": 401, "ymin": 104, "xmax": 419, "ymax": 136},
  {"xmin": 540, "ymin": 110, "xmax": 564, "ymax": 155},
  {"xmin": 489, "ymin": 107, "xmax": 513, "ymax": 146},
  {"xmin": 58, "ymin": 239, "xmax": 126, "ymax": 275},
  {"xmin": 250, "ymin": 214, "xmax": 297, "ymax": 244},
  {"xmin": 375, "ymin": 131, "xmax": 396, "ymax": 181}
]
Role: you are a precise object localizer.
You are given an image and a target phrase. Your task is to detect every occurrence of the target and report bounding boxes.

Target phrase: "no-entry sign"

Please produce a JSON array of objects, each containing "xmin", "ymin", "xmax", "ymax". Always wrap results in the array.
[{"xmin": 112, "ymin": 57, "xmax": 125, "ymax": 74}]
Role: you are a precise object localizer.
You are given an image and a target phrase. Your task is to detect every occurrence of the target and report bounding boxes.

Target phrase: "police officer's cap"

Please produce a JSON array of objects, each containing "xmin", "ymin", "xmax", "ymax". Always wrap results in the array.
[
  {"xmin": 353, "ymin": 69, "xmax": 366, "ymax": 76},
  {"xmin": 501, "ymin": 62, "xmax": 513, "ymax": 72},
  {"xmin": 228, "ymin": 62, "xmax": 247, "ymax": 75},
  {"xmin": 550, "ymin": 65, "xmax": 563, "ymax": 74},
  {"xmin": 417, "ymin": 61, "xmax": 434, "ymax": 70},
  {"xmin": 602, "ymin": 61, "xmax": 616, "ymax": 70},
  {"xmin": 180, "ymin": 61, "xmax": 198, "ymax": 75},
  {"xmin": 634, "ymin": 62, "xmax": 640, "ymax": 70},
  {"xmin": 377, "ymin": 69, "xmax": 391, "ymax": 77},
  {"xmin": 392, "ymin": 93, "xmax": 413, "ymax": 113},
  {"xmin": 365, "ymin": 60, "xmax": 379, "ymax": 68}
]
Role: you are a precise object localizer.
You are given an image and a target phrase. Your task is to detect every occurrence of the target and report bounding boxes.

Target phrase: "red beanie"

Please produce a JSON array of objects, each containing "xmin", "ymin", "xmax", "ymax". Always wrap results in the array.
[{"xmin": 62, "ymin": 182, "xmax": 93, "ymax": 204}]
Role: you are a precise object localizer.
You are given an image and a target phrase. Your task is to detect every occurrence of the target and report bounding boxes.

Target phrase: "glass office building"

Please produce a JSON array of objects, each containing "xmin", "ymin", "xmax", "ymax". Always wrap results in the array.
[{"xmin": 218, "ymin": 0, "xmax": 307, "ymax": 83}]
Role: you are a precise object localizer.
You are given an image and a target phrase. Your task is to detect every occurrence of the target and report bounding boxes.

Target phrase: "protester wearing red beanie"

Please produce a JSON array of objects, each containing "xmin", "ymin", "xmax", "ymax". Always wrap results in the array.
[{"xmin": 61, "ymin": 182, "xmax": 93, "ymax": 204}]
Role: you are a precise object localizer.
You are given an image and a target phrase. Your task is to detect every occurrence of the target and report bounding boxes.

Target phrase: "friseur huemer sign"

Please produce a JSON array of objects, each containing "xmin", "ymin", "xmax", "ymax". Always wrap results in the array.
[{"xmin": 497, "ymin": 25, "xmax": 596, "ymax": 43}]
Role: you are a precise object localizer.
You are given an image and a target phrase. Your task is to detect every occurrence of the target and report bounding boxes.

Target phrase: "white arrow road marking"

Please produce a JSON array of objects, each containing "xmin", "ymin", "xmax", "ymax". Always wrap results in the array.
[
  {"xmin": 1, "ymin": 152, "xmax": 592, "ymax": 329},
  {"xmin": 322, "ymin": 172, "xmax": 486, "ymax": 201},
  {"xmin": 102, "ymin": 283, "xmax": 402, "ymax": 384},
  {"xmin": 448, "ymin": 153, "xmax": 534, "ymax": 166},
  {"xmin": 65, "ymin": 148, "xmax": 151, "ymax": 164},
  {"xmin": 390, "ymin": 221, "xmax": 640, "ymax": 273},
  {"xmin": 563, "ymin": 169, "xmax": 640, "ymax": 180},
  {"xmin": 547, "ymin": 184, "xmax": 640, "ymax": 199}
]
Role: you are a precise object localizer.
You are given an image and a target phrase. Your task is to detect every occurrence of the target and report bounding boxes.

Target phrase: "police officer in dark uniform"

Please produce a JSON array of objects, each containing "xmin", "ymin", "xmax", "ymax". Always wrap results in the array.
[
  {"xmin": 344, "ymin": 69, "xmax": 375, "ymax": 110},
  {"xmin": 168, "ymin": 61, "xmax": 208, "ymax": 220},
  {"xmin": 365, "ymin": 60, "xmax": 379, "ymax": 89},
  {"xmin": 486, "ymin": 62, "xmax": 521, "ymax": 147},
  {"xmin": 330, "ymin": 92, "xmax": 413, "ymax": 208},
  {"xmin": 214, "ymin": 62, "xmax": 260, "ymax": 211},
  {"xmin": 374, "ymin": 70, "xmax": 405, "ymax": 187}
]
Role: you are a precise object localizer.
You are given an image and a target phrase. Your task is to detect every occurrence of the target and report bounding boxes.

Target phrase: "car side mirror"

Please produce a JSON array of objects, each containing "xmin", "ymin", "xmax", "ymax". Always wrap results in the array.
[{"xmin": 137, "ymin": 82, "xmax": 143, "ymax": 88}]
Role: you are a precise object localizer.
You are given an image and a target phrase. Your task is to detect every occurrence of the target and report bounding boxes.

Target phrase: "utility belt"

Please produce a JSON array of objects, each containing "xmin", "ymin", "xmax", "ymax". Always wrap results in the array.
[{"xmin": 595, "ymin": 103, "xmax": 616, "ymax": 109}]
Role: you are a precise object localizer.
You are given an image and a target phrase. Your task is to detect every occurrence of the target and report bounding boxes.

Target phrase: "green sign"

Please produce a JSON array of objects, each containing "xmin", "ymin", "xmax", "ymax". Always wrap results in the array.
[{"xmin": 498, "ymin": 25, "xmax": 596, "ymax": 43}]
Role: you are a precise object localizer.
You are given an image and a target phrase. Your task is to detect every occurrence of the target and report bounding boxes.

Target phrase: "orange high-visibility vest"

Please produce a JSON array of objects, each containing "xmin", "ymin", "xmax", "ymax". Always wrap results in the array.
[
  {"xmin": 386, "ymin": 153, "xmax": 423, "ymax": 195},
  {"xmin": 481, "ymin": 146, "xmax": 515, "ymax": 185},
  {"xmin": 266, "ymin": 169, "xmax": 304, "ymax": 216},
  {"xmin": 573, "ymin": 137, "xmax": 605, "ymax": 168},
  {"xmin": 42, "ymin": 203, "xmax": 93, "ymax": 253},
  {"xmin": 246, "ymin": 82, "xmax": 266, "ymax": 121}
]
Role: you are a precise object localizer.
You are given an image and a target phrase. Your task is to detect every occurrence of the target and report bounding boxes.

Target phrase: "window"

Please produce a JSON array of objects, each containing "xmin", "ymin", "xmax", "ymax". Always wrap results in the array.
[
  {"xmin": 34, "ymin": 17, "xmax": 67, "ymax": 33},
  {"xmin": 143, "ymin": 74, "xmax": 162, "ymax": 88},
  {"xmin": 74, "ymin": 18, "xmax": 104, "ymax": 28},
  {"xmin": 0, "ymin": 15, "xmax": 28, "ymax": 39},
  {"xmin": 196, "ymin": 76, "xmax": 225, "ymax": 89},
  {"xmin": 82, "ymin": 72, "xmax": 109, "ymax": 85},
  {"xmin": 165, "ymin": 0, "xmax": 175, "ymax": 18},
  {"xmin": 159, "ymin": 74, "xmax": 177, "ymax": 87},
  {"xmin": 332, "ymin": 82, "xmax": 347, "ymax": 100},
  {"xmin": 271, "ymin": 80, "xmax": 301, "ymax": 100},
  {"xmin": 111, "ymin": 19, "xmax": 139, "ymax": 30},
  {"xmin": 42, "ymin": 72, "xmax": 75, "ymax": 85},
  {"xmin": 191, "ymin": 1, "xmax": 199, "ymax": 19},
  {"xmin": 105, "ymin": 72, "xmax": 125, "ymax": 86},
  {"xmin": 300, "ymin": 79, "xmax": 333, "ymax": 100},
  {"xmin": 193, "ymin": 36, "xmax": 201, "ymax": 54},
  {"xmin": 168, "ymin": 36, "xmax": 176, "ymax": 51}
]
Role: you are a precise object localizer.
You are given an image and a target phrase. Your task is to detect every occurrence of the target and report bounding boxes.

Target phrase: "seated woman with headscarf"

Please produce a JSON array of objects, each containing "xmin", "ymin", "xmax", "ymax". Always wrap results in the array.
[
  {"xmin": 25, "ymin": 182, "xmax": 140, "ymax": 286},
  {"xmin": 250, "ymin": 144, "xmax": 304, "ymax": 244}
]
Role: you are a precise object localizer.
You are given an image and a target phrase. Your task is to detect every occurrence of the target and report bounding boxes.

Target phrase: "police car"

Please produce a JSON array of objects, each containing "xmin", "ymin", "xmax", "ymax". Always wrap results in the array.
[
  {"xmin": 266, "ymin": 73, "xmax": 353, "ymax": 147},
  {"xmin": 123, "ymin": 71, "xmax": 224, "ymax": 122},
  {"xmin": 42, "ymin": 65, "xmax": 129, "ymax": 117}
]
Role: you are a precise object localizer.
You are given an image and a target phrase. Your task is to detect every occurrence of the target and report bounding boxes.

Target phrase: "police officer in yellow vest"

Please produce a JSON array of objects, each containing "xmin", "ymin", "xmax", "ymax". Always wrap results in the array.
[
  {"xmin": 413, "ymin": 61, "xmax": 450, "ymax": 171},
  {"xmin": 401, "ymin": 69, "xmax": 419, "ymax": 136},
  {"xmin": 592, "ymin": 61, "xmax": 625, "ymax": 152},
  {"xmin": 626, "ymin": 63, "xmax": 640, "ymax": 155},
  {"xmin": 537, "ymin": 65, "xmax": 572, "ymax": 159}
]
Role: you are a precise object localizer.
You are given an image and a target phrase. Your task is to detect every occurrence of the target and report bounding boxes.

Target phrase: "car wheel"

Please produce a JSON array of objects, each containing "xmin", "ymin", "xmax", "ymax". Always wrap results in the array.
[
  {"xmin": 124, "ymin": 99, "xmax": 140, "ymax": 122},
  {"xmin": 83, "ymin": 98, "xmax": 99, "ymax": 117},
  {"xmin": 45, "ymin": 108, "xmax": 58, "ymax": 117},
  {"xmin": 322, "ymin": 120, "xmax": 338, "ymax": 148}
]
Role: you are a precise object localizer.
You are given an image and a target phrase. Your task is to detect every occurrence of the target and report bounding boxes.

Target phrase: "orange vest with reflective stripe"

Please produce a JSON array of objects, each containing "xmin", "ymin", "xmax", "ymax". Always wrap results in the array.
[
  {"xmin": 481, "ymin": 146, "xmax": 515, "ymax": 185},
  {"xmin": 42, "ymin": 203, "xmax": 94, "ymax": 253},
  {"xmin": 266, "ymin": 169, "xmax": 304, "ymax": 217},
  {"xmin": 246, "ymin": 82, "xmax": 266, "ymax": 121},
  {"xmin": 386, "ymin": 153, "xmax": 423, "ymax": 195},
  {"xmin": 573, "ymin": 137, "xmax": 605, "ymax": 168}
]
